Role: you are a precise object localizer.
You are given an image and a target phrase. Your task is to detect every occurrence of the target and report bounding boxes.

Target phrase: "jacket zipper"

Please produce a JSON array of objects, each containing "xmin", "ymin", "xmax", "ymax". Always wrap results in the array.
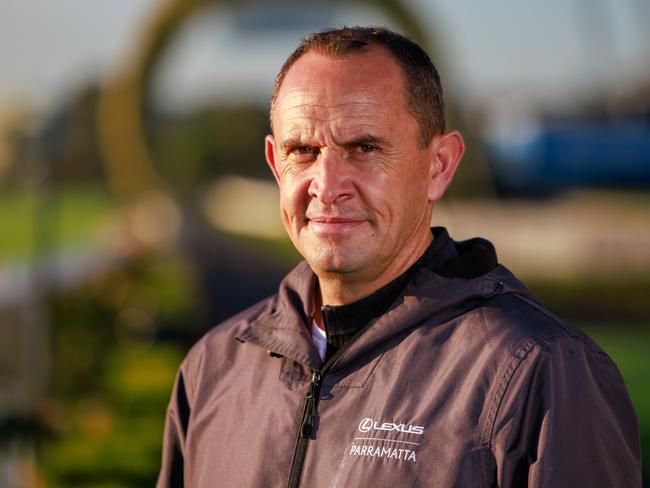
[
  {"xmin": 286, "ymin": 370, "xmax": 322, "ymax": 488},
  {"xmin": 288, "ymin": 359, "xmax": 339, "ymax": 488},
  {"xmin": 286, "ymin": 315, "xmax": 370, "ymax": 488}
]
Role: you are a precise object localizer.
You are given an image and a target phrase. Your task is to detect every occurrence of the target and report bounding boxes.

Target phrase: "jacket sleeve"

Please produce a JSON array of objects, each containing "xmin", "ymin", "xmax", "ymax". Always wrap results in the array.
[
  {"xmin": 156, "ymin": 368, "xmax": 191, "ymax": 488},
  {"xmin": 490, "ymin": 335, "xmax": 642, "ymax": 488}
]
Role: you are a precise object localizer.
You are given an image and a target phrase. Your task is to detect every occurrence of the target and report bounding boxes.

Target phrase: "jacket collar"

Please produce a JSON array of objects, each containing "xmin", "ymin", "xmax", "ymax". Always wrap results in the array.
[
  {"xmin": 235, "ymin": 260, "xmax": 320, "ymax": 368},
  {"xmin": 325, "ymin": 264, "xmax": 530, "ymax": 373},
  {"xmin": 320, "ymin": 227, "xmax": 458, "ymax": 349},
  {"xmin": 236, "ymin": 228, "xmax": 533, "ymax": 370}
]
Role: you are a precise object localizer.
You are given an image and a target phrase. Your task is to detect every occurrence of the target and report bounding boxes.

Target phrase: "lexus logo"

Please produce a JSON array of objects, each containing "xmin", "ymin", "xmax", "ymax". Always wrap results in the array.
[
  {"xmin": 357, "ymin": 417, "xmax": 425, "ymax": 435},
  {"xmin": 359, "ymin": 418, "xmax": 374, "ymax": 433}
]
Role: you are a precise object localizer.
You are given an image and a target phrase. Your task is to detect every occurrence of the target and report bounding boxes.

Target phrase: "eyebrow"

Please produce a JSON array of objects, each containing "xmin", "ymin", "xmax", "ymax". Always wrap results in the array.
[
  {"xmin": 280, "ymin": 133, "xmax": 391, "ymax": 152},
  {"xmin": 280, "ymin": 137, "xmax": 305, "ymax": 151},
  {"xmin": 337, "ymin": 134, "xmax": 389, "ymax": 149}
]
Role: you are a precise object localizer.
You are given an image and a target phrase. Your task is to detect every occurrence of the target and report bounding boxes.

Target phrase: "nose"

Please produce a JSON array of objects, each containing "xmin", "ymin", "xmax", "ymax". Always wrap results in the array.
[{"xmin": 307, "ymin": 150, "xmax": 352, "ymax": 205}]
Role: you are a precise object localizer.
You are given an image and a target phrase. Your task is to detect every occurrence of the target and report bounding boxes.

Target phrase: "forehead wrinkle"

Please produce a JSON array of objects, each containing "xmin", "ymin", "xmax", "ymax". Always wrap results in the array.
[
  {"xmin": 279, "ymin": 108, "xmax": 385, "ymax": 135},
  {"xmin": 273, "ymin": 90, "xmax": 388, "ymax": 137},
  {"xmin": 279, "ymin": 99, "xmax": 383, "ymax": 115},
  {"xmin": 281, "ymin": 119, "xmax": 381, "ymax": 137},
  {"xmin": 274, "ymin": 88, "xmax": 394, "ymax": 144},
  {"xmin": 278, "ymin": 88, "xmax": 384, "ymax": 110},
  {"xmin": 278, "ymin": 104, "xmax": 383, "ymax": 126},
  {"xmin": 283, "ymin": 114, "xmax": 381, "ymax": 126},
  {"xmin": 278, "ymin": 102, "xmax": 380, "ymax": 122}
]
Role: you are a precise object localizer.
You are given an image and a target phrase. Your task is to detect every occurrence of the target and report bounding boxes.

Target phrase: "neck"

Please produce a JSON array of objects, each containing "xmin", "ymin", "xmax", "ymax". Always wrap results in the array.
[
  {"xmin": 317, "ymin": 229, "xmax": 433, "ymax": 307},
  {"xmin": 312, "ymin": 291, "xmax": 324, "ymax": 329}
]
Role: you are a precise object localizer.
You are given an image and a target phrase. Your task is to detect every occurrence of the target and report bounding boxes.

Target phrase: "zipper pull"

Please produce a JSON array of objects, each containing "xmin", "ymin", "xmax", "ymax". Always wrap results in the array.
[{"xmin": 300, "ymin": 371, "xmax": 322, "ymax": 438}]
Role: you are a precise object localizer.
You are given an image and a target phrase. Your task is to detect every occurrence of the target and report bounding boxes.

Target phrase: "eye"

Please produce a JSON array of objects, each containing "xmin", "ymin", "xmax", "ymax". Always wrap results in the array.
[
  {"xmin": 295, "ymin": 146, "xmax": 317, "ymax": 155},
  {"xmin": 286, "ymin": 145, "xmax": 319, "ymax": 162},
  {"xmin": 353, "ymin": 142, "xmax": 379, "ymax": 155}
]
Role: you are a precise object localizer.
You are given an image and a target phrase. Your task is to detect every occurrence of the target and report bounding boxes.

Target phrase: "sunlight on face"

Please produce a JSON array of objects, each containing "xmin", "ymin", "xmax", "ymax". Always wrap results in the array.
[{"xmin": 267, "ymin": 48, "xmax": 436, "ymax": 287}]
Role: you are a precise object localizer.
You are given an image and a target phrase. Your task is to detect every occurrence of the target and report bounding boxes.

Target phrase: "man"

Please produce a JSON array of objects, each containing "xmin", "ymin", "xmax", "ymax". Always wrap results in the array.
[{"xmin": 158, "ymin": 27, "xmax": 641, "ymax": 487}]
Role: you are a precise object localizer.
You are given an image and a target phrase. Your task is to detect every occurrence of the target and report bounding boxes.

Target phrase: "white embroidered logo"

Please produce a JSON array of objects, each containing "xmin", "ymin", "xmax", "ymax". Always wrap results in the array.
[
  {"xmin": 350, "ymin": 417, "xmax": 425, "ymax": 463},
  {"xmin": 349, "ymin": 444, "xmax": 417, "ymax": 462},
  {"xmin": 358, "ymin": 417, "xmax": 425, "ymax": 435}
]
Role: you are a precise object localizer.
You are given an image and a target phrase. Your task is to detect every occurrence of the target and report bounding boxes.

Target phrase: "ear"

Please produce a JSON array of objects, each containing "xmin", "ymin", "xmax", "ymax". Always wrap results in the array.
[
  {"xmin": 427, "ymin": 130, "xmax": 465, "ymax": 202},
  {"xmin": 265, "ymin": 134, "xmax": 282, "ymax": 186}
]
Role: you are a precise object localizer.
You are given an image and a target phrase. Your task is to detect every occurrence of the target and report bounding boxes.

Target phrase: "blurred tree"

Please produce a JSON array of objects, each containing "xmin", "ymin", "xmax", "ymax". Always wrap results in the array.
[
  {"xmin": 150, "ymin": 105, "xmax": 271, "ymax": 192},
  {"xmin": 98, "ymin": 0, "xmax": 494, "ymax": 201}
]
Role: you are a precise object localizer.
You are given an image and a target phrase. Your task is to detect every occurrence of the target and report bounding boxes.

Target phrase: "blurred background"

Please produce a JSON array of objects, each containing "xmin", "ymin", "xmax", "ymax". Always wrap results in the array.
[{"xmin": 0, "ymin": 0, "xmax": 648, "ymax": 486}]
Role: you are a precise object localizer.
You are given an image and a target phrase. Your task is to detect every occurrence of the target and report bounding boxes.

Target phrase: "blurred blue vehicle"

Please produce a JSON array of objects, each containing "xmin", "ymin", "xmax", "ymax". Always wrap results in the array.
[{"xmin": 486, "ymin": 113, "xmax": 650, "ymax": 196}]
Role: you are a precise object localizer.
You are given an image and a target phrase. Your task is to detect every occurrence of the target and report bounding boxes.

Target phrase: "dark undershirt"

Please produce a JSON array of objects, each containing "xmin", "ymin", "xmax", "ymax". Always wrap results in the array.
[{"xmin": 319, "ymin": 228, "xmax": 478, "ymax": 361}]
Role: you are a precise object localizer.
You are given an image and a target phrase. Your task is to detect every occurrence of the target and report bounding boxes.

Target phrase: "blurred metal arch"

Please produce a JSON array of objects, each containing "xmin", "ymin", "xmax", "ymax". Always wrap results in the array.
[{"xmin": 97, "ymin": 0, "xmax": 439, "ymax": 199}]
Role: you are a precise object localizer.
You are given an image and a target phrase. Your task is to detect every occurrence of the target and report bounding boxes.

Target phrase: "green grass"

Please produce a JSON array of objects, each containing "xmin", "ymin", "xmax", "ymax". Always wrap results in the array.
[
  {"xmin": 41, "ymin": 346, "xmax": 184, "ymax": 488},
  {"xmin": 584, "ymin": 325, "xmax": 650, "ymax": 479},
  {"xmin": 0, "ymin": 185, "xmax": 117, "ymax": 264},
  {"xmin": 586, "ymin": 326, "xmax": 650, "ymax": 421}
]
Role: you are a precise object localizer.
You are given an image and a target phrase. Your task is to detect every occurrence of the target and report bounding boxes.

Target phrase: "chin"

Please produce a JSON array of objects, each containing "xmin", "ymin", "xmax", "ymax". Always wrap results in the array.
[
  {"xmin": 304, "ymin": 248, "xmax": 367, "ymax": 276},
  {"xmin": 293, "ymin": 230, "xmax": 374, "ymax": 272}
]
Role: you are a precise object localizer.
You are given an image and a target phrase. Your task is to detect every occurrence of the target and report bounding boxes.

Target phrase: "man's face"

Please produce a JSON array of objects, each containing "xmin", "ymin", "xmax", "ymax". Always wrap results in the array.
[{"xmin": 266, "ymin": 48, "xmax": 439, "ymax": 286}]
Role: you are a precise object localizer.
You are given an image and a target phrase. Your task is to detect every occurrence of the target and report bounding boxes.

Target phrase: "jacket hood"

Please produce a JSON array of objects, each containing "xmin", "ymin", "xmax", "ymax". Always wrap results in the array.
[{"xmin": 236, "ymin": 230, "xmax": 536, "ymax": 371}]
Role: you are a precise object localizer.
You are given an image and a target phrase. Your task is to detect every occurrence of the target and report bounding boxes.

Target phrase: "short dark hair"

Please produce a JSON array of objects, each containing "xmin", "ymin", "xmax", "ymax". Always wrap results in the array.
[{"xmin": 269, "ymin": 26, "xmax": 445, "ymax": 147}]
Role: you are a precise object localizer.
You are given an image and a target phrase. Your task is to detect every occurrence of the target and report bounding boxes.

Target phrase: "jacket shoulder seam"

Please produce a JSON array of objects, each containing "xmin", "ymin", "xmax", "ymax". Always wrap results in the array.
[
  {"xmin": 510, "ymin": 293, "xmax": 573, "ymax": 334},
  {"xmin": 479, "ymin": 294, "xmax": 609, "ymax": 448},
  {"xmin": 509, "ymin": 293, "xmax": 610, "ymax": 356},
  {"xmin": 479, "ymin": 293, "xmax": 573, "ymax": 447},
  {"xmin": 481, "ymin": 336, "xmax": 537, "ymax": 447}
]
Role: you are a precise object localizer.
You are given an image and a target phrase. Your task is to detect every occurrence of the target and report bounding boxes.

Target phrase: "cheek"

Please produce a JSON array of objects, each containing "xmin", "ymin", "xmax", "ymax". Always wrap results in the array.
[
  {"xmin": 367, "ymin": 170, "xmax": 428, "ymax": 222},
  {"xmin": 279, "ymin": 178, "xmax": 309, "ymax": 220},
  {"xmin": 359, "ymin": 170, "xmax": 405, "ymax": 214}
]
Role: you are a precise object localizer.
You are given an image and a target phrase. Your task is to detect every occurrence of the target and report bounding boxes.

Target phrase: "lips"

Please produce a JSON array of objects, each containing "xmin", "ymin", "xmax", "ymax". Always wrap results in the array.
[
  {"xmin": 306, "ymin": 215, "xmax": 366, "ymax": 235},
  {"xmin": 308, "ymin": 216, "xmax": 362, "ymax": 223}
]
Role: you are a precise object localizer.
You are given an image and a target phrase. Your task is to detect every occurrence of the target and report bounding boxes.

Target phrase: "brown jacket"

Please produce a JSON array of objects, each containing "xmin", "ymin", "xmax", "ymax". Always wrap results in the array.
[{"xmin": 157, "ymin": 237, "xmax": 641, "ymax": 487}]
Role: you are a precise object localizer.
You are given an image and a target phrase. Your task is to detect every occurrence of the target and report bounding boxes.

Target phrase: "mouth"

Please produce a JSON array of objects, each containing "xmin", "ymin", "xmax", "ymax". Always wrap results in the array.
[
  {"xmin": 308, "ymin": 216, "xmax": 361, "ymax": 223},
  {"xmin": 306, "ymin": 216, "xmax": 366, "ymax": 235}
]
